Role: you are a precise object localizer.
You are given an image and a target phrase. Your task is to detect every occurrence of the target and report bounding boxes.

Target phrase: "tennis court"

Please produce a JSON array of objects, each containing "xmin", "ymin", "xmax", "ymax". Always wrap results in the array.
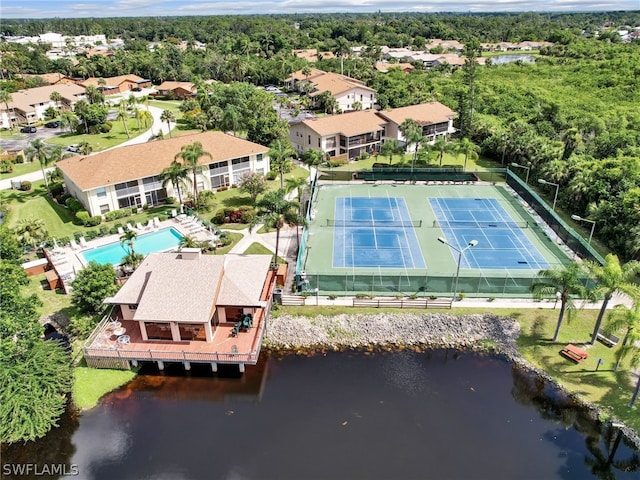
[
  {"xmin": 429, "ymin": 197, "xmax": 549, "ymax": 270},
  {"xmin": 332, "ymin": 197, "xmax": 425, "ymax": 268},
  {"xmin": 299, "ymin": 183, "xmax": 572, "ymax": 296}
]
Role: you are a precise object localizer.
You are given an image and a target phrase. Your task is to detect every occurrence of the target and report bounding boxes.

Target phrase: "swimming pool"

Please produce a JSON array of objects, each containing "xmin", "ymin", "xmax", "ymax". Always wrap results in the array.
[{"xmin": 80, "ymin": 227, "xmax": 183, "ymax": 266}]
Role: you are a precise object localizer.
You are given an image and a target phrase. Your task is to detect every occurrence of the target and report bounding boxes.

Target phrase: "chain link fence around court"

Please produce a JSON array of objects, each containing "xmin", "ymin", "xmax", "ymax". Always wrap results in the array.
[
  {"xmin": 296, "ymin": 268, "xmax": 566, "ymax": 297},
  {"xmin": 506, "ymin": 170, "xmax": 604, "ymax": 265}
]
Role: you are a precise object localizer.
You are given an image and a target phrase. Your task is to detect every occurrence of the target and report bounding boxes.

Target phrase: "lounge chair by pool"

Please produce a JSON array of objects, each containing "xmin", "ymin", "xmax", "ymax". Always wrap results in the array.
[
  {"xmin": 79, "ymin": 236, "xmax": 88, "ymax": 248},
  {"xmin": 70, "ymin": 239, "xmax": 80, "ymax": 250}
]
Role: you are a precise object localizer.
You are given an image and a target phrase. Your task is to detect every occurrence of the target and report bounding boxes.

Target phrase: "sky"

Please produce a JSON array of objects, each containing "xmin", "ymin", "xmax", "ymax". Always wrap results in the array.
[{"xmin": 1, "ymin": 0, "xmax": 638, "ymax": 19}]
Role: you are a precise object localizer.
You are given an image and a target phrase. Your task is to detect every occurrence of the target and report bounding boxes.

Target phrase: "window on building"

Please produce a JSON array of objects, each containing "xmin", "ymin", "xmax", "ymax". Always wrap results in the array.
[
  {"xmin": 256, "ymin": 153, "xmax": 263, "ymax": 162},
  {"xmin": 96, "ymin": 187, "xmax": 106, "ymax": 198},
  {"xmin": 308, "ymin": 135, "xmax": 311, "ymax": 145},
  {"xmin": 99, "ymin": 204, "xmax": 110, "ymax": 215},
  {"xmin": 318, "ymin": 139, "xmax": 321, "ymax": 147}
]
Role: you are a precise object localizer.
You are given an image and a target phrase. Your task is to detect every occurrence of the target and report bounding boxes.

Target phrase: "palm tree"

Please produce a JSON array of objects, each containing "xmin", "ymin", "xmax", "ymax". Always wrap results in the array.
[
  {"xmin": 120, "ymin": 230, "xmax": 138, "ymax": 255},
  {"xmin": 333, "ymin": 36, "xmax": 350, "ymax": 76},
  {"xmin": 398, "ymin": 119, "xmax": 423, "ymax": 169},
  {"xmin": 60, "ymin": 111, "xmax": 78, "ymax": 133},
  {"xmin": 160, "ymin": 110, "xmax": 176, "ymax": 138},
  {"xmin": 584, "ymin": 254, "xmax": 640, "ymax": 344},
  {"xmin": 561, "ymin": 127, "xmax": 583, "ymax": 160},
  {"xmin": 49, "ymin": 91, "xmax": 63, "ymax": 115},
  {"xmin": 174, "ymin": 141, "xmax": 212, "ymax": 199},
  {"xmin": 285, "ymin": 176, "xmax": 307, "ymax": 205},
  {"xmin": 179, "ymin": 235, "xmax": 199, "ymax": 250},
  {"xmin": 269, "ymin": 138, "xmax": 295, "ymax": 189},
  {"xmin": 604, "ymin": 302, "xmax": 640, "ymax": 371},
  {"xmin": 251, "ymin": 189, "xmax": 305, "ymax": 267},
  {"xmin": 159, "ymin": 160, "xmax": 190, "ymax": 206},
  {"xmin": 24, "ymin": 139, "xmax": 54, "ymax": 193},
  {"xmin": 0, "ymin": 89, "xmax": 14, "ymax": 130},
  {"xmin": 430, "ymin": 136, "xmax": 455, "ymax": 167},
  {"xmin": 457, "ymin": 138, "xmax": 480, "ymax": 171},
  {"xmin": 15, "ymin": 218, "xmax": 48, "ymax": 248},
  {"xmin": 221, "ymin": 105, "xmax": 241, "ymax": 136},
  {"xmin": 117, "ymin": 104, "xmax": 130, "ymax": 139},
  {"xmin": 78, "ymin": 141, "xmax": 93, "ymax": 156},
  {"xmin": 380, "ymin": 139, "xmax": 403, "ymax": 165},
  {"xmin": 301, "ymin": 149, "xmax": 325, "ymax": 170},
  {"xmin": 531, "ymin": 262, "xmax": 589, "ymax": 342}
]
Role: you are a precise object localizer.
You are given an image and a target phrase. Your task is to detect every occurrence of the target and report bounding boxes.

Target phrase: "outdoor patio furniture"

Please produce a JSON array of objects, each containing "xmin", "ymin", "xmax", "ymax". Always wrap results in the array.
[
  {"xmin": 108, "ymin": 321, "xmax": 121, "ymax": 331},
  {"xmin": 560, "ymin": 344, "xmax": 588, "ymax": 363},
  {"xmin": 113, "ymin": 326, "xmax": 126, "ymax": 336},
  {"xmin": 70, "ymin": 239, "xmax": 80, "ymax": 250},
  {"xmin": 136, "ymin": 222, "xmax": 145, "ymax": 231},
  {"xmin": 153, "ymin": 217, "xmax": 161, "ymax": 228},
  {"xmin": 171, "ymin": 209, "xmax": 178, "ymax": 218},
  {"xmin": 145, "ymin": 220, "xmax": 154, "ymax": 230},
  {"xmin": 117, "ymin": 335, "xmax": 130, "ymax": 346},
  {"xmin": 117, "ymin": 226, "xmax": 126, "ymax": 235},
  {"xmin": 596, "ymin": 330, "xmax": 619, "ymax": 347},
  {"xmin": 79, "ymin": 236, "xmax": 88, "ymax": 248},
  {"xmin": 126, "ymin": 223, "xmax": 136, "ymax": 232}
]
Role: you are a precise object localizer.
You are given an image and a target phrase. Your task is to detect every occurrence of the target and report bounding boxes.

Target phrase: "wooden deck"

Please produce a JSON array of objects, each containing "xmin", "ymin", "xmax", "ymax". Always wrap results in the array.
[{"xmin": 84, "ymin": 269, "xmax": 277, "ymax": 367}]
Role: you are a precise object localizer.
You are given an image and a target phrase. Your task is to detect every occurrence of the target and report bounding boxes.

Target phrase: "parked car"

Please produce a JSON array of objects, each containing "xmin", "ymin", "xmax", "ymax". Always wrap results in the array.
[
  {"xmin": 20, "ymin": 126, "xmax": 37, "ymax": 133},
  {"xmin": 45, "ymin": 121, "xmax": 60, "ymax": 128},
  {"xmin": 131, "ymin": 87, "xmax": 142, "ymax": 92},
  {"xmin": 65, "ymin": 144, "xmax": 80, "ymax": 153}
]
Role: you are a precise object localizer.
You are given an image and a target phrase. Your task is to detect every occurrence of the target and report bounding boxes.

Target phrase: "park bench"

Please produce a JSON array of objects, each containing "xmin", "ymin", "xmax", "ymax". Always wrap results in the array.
[{"xmin": 596, "ymin": 330, "xmax": 620, "ymax": 348}]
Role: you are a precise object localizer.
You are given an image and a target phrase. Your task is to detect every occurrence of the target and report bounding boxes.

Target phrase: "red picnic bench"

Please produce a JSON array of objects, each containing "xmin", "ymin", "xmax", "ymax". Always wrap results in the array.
[{"xmin": 560, "ymin": 344, "xmax": 588, "ymax": 363}]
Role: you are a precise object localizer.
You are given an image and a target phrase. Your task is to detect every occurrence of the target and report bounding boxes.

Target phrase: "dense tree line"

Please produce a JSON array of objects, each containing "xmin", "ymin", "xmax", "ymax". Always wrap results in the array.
[{"xmin": 3, "ymin": 11, "xmax": 640, "ymax": 46}]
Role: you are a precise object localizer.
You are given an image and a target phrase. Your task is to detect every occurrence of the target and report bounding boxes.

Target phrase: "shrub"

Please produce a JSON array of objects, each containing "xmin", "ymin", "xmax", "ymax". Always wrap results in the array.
[
  {"xmin": 142, "ymin": 203, "xmax": 149, "ymax": 210},
  {"xmin": 327, "ymin": 158, "xmax": 348, "ymax": 168},
  {"xmin": 87, "ymin": 216, "xmax": 102, "ymax": 227},
  {"xmin": 240, "ymin": 209, "xmax": 256, "ymax": 224},
  {"xmin": 65, "ymin": 197, "xmax": 83, "ymax": 213},
  {"xmin": 266, "ymin": 171, "xmax": 278, "ymax": 180},
  {"xmin": 99, "ymin": 122, "xmax": 113, "ymax": 133},
  {"xmin": 231, "ymin": 184, "xmax": 238, "ymax": 189},
  {"xmin": 0, "ymin": 160, "xmax": 13, "ymax": 174},
  {"xmin": 131, "ymin": 207, "xmax": 138, "ymax": 214},
  {"xmin": 49, "ymin": 183, "xmax": 64, "ymax": 196},
  {"xmin": 165, "ymin": 196, "xmax": 175, "ymax": 204},
  {"xmin": 14, "ymin": 154, "xmax": 25, "ymax": 164},
  {"xmin": 217, "ymin": 186, "xmax": 228, "ymax": 192},
  {"xmin": 104, "ymin": 208, "xmax": 132, "ymax": 221},
  {"xmin": 76, "ymin": 210, "xmax": 90, "ymax": 225},
  {"xmin": 99, "ymin": 226, "xmax": 109, "ymax": 236},
  {"xmin": 212, "ymin": 210, "xmax": 226, "ymax": 224},
  {"xmin": 19, "ymin": 181, "xmax": 32, "ymax": 191},
  {"xmin": 328, "ymin": 294, "xmax": 338, "ymax": 300}
]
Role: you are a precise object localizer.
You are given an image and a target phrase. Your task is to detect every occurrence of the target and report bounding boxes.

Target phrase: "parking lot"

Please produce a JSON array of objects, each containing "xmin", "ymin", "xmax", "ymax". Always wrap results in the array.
[{"xmin": 0, "ymin": 126, "xmax": 65, "ymax": 152}]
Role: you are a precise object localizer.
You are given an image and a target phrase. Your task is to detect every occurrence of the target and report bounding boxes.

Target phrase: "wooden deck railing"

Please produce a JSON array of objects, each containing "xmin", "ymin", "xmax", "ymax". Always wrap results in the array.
[{"xmin": 83, "ymin": 346, "xmax": 260, "ymax": 365}]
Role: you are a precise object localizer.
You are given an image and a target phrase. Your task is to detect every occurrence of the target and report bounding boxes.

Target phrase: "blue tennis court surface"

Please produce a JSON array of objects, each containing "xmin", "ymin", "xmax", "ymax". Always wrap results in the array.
[
  {"xmin": 332, "ymin": 197, "xmax": 426, "ymax": 268},
  {"xmin": 430, "ymin": 197, "xmax": 549, "ymax": 270}
]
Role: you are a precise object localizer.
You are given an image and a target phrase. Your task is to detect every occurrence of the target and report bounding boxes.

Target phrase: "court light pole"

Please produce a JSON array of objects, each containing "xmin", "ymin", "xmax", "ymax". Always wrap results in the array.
[
  {"xmin": 510, "ymin": 162, "xmax": 530, "ymax": 184},
  {"xmin": 571, "ymin": 214, "xmax": 596, "ymax": 245},
  {"xmin": 537, "ymin": 178, "xmax": 560, "ymax": 211},
  {"xmin": 438, "ymin": 237, "xmax": 478, "ymax": 301}
]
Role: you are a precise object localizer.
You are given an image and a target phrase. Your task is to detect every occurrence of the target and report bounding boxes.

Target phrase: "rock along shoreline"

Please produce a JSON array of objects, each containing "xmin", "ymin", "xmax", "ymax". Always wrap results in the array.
[{"xmin": 264, "ymin": 312, "xmax": 640, "ymax": 450}]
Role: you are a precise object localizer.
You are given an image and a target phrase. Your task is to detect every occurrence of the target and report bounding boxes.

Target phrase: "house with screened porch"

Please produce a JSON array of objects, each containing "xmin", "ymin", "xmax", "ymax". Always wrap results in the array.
[
  {"xmin": 57, "ymin": 131, "xmax": 270, "ymax": 217},
  {"xmin": 83, "ymin": 250, "xmax": 277, "ymax": 372}
]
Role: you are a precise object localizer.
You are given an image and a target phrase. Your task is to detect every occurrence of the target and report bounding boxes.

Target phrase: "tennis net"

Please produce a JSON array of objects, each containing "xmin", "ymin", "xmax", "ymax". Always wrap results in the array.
[
  {"xmin": 433, "ymin": 220, "xmax": 531, "ymax": 229},
  {"xmin": 327, "ymin": 219, "xmax": 423, "ymax": 228}
]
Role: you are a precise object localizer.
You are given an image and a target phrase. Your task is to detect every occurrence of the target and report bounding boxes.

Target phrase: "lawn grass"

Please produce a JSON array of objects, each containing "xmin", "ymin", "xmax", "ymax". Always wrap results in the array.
[
  {"xmin": 327, "ymin": 152, "xmax": 502, "ymax": 173},
  {"xmin": 276, "ymin": 304, "xmax": 639, "ymax": 432},
  {"xmin": 73, "ymin": 365, "xmax": 136, "ymax": 409},
  {"xmin": 24, "ymin": 273, "xmax": 75, "ymax": 317},
  {"xmin": 0, "ymin": 182, "xmax": 178, "ymax": 240},
  {"xmin": 0, "ymin": 161, "xmax": 44, "ymax": 180},
  {"xmin": 242, "ymin": 242, "xmax": 286, "ymax": 263},
  {"xmin": 46, "ymin": 116, "xmax": 146, "ymax": 152},
  {"xmin": 147, "ymin": 99, "xmax": 183, "ymax": 113},
  {"xmin": 213, "ymin": 231, "xmax": 243, "ymax": 255}
]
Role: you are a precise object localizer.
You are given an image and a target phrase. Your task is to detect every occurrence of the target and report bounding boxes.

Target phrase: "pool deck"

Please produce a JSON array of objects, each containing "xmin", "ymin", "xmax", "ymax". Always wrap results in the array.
[{"xmin": 44, "ymin": 217, "xmax": 217, "ymax": 293}]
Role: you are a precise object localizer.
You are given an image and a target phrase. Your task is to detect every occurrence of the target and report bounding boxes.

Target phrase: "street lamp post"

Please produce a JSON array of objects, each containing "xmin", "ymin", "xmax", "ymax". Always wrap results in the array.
[
  {"xmin": 571, "ymin": 214, "xmax": 596, "ymax": 245},
  {"xmin": 438, "ymin": 237, "xmax": 478, "ymax": 301},
  {"xmin": 537, "ymin": 178, "xmax": 560, "ymax": 211},
  {"xmin": 510, "ymin": 162, "xmax": 530, "ymax": 184}
]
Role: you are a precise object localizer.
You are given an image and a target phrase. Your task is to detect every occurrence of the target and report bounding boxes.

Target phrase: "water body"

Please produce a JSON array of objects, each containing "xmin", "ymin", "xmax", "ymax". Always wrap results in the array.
[
  {"xmin": 2, "ymin": 350, "xmax": 638, "ymax": 480},
  {"xmin": 490, "ymin": 54, "xmax": 537, "ymax": 65}
]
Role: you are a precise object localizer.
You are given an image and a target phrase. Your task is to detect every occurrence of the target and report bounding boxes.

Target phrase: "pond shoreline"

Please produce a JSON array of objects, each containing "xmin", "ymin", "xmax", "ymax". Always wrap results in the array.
[{"xmin": 264, "ymin": 312, "xmax": 640, "ymax": 450}]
